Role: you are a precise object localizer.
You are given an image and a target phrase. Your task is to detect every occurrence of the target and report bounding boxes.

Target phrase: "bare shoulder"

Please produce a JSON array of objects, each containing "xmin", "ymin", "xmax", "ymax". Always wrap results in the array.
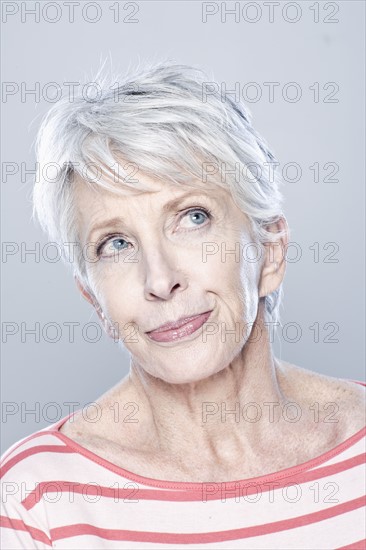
[
  {"xmin": 59, "ymin": 409, "xmax": 89, "ymax": 439},
  {"xmin": 278, "ymin": 359, "xmax": 366, "ymax": 436},
  {"xmin": 57, "ymin": 385, "xmax": 152, "ymax": 472}
]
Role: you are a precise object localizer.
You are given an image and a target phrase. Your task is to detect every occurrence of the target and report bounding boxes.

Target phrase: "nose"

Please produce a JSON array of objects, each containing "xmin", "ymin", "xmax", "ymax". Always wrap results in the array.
[{"xmin": 142, "ymin": 244, "xmax": 187, "ymax": 301}]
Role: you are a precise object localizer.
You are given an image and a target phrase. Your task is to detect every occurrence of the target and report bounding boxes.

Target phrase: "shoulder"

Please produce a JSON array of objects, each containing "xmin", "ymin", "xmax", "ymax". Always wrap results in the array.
[
  {"xmin": 0, "ymin": 427, "xmax": 69, "ymax": 486},
  {"xmin": 0, "ymin": 431, "xmax": 57, "ymax": 545},
  {"xmin": 278, "ymin": 360, "xmax": 366, "ymax": 437}
]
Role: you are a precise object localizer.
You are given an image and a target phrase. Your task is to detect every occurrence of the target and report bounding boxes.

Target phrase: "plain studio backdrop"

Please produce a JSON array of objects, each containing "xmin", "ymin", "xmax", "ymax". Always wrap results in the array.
[{"xmin": 1, "ymin": 1, "xmax": 365, "ymax": 453}]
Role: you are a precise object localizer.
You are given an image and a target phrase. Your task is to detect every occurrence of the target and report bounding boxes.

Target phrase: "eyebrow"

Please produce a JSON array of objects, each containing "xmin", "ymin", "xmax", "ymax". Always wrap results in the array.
[{"xmin": 86, "ymin": 190, "xmax": 211, "ymax": 242}]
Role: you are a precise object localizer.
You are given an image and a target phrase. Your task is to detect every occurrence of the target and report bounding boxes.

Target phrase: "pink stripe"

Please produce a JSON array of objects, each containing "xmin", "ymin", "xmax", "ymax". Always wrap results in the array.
[
  {"xmin": 21, "ymin": 453, "xmax": 366, "ymax": 510},
  {"xmin": 0, "ymin": 445, "xmax": 75, "ymax": 477},
  {"xmin": 0, "ymin": 515, "xmax": 52, "ymax": 546},
  {"xmin": 0, "ymin": 410, "xmax": 77, "ymax": 466},
  {"xmin": 49, "ymin": 495, "xmax": 366, "ymax": 544},
  {"xmin": 348, "ymin": 381, "xmax": 366, "ymax": 387},
  {"xmin": 0, "ymin": 431, "xmax": 56, "ymax": 467},
  {"xmin": 336, "ymin": 539, "xmax": 366, "ymax": 549},
  {"xmin": 22, "ymin": 482, "xmax": 141, "ymax": 511}
]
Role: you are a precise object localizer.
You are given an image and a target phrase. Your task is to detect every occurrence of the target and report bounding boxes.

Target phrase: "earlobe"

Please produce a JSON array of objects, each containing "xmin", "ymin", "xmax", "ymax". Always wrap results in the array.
[
  {"xmin": 258, "ymin": 217, "xmax": 289, "ymax": 298},
  {"xmin": 258, "ymin": 260, "xmax": 281, "ymax": 298}
]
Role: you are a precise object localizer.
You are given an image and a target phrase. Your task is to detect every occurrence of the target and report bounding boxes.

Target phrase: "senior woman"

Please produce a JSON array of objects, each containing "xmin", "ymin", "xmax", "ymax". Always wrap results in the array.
[{"xmin": 1, "ymin": 61, "xmax": 365, "ymax": 550}]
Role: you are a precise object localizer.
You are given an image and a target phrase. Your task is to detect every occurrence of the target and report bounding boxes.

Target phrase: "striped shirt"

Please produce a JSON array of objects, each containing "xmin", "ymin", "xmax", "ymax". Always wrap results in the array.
[{"xmin": 1, "ymin": 380, "xmax": 365, "ymax": 549}]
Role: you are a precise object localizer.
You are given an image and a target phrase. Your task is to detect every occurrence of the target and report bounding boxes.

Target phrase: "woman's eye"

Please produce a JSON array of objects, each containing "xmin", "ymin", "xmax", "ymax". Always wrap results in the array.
[
  {"xmin": 97, "ymin": 237, "xmax": 130, "ymax": 257},
  {"xmin": 179, "ymin": 208, "xmax": 212, "ymax": 229}
]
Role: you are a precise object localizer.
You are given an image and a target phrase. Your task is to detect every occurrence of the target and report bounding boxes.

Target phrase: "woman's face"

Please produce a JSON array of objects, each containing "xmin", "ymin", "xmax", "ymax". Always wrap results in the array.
[{"xmin": 75, "ymin": 173, "xmax": 265, "ymax": 384}]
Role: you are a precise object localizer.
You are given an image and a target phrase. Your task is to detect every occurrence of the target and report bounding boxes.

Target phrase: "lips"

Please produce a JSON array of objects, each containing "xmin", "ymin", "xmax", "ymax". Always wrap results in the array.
[
  {"xmin": 146, "ymin": 310, "xmax": 214, "ymax": 343},
  {"xmin": 146, "ymin": 311, "xmax": 213, "ymax": 334}
]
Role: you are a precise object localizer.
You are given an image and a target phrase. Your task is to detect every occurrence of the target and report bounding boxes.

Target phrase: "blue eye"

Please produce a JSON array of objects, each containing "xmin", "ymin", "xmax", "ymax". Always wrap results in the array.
[
  {"xmin": 110, "ymin": 238, "xmax": 128, "ymax": 251},
  {"xmin": 181, "ymin": 207, "xmax": 212, "ymax": 228},
  {"xmin": 188, "ymin": 210, "xmax": 208, "ymax": 224},
  {"xmin": 96, "ymin": 236, "xmax": 130, "ymax": 257}
]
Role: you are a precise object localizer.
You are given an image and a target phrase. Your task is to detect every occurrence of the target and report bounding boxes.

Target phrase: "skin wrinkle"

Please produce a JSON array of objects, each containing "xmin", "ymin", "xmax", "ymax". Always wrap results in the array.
[{"xmin": 67, "ymin": 170, "xmax": 364, "ymax": 482}]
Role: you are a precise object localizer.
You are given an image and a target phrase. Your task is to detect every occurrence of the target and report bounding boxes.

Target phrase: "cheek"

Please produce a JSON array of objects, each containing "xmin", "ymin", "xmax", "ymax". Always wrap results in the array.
[
  {"xmin": 85, "ymin": 267, "xmax": 130, "ymax": 323},
  {"xmin": 200, "ymin": 243, "xmax": 259, "ymax": 318}
]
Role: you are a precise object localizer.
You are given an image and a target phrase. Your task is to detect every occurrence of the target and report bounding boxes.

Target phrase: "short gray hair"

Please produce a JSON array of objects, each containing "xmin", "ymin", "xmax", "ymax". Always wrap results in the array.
[{"xmin": 32, "ymin": 58, "xmax": 288, "ymax": 329}]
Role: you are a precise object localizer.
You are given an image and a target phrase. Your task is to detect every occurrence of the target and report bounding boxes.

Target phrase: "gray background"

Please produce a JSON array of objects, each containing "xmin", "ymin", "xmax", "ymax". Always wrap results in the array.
[{"xmin": 1, "ymin": 0, "xmax": 365, "ymax": 453}]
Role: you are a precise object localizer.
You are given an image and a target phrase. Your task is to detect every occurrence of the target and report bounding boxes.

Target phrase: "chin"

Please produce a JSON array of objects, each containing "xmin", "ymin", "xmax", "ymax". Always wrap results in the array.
[{"xmin": 155, "ymin": 367, "xmax": 217, "ymax": 386}]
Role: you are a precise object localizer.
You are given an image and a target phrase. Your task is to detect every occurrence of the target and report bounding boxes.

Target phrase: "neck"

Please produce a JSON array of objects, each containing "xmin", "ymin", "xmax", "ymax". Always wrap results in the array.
[{"xmin": 125, "ymin": 306, "xmax": 304, "ymax": 466}]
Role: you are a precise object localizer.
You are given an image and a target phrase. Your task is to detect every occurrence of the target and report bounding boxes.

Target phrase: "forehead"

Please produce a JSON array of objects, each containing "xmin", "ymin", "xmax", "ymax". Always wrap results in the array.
[{"xmin": 73, "ymin": 170, "xmax": 231, "ymax": 213}]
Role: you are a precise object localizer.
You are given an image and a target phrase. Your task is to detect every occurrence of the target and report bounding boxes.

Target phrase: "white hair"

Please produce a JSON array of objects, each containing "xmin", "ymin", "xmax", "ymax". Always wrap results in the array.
[{"xmin": 32, "ymin": 58, "xmax": 288, "ymax": 329}]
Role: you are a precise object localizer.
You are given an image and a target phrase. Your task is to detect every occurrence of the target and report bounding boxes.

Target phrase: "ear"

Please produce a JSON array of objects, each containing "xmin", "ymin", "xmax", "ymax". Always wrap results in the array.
[{"xmin": 258, "ymin": 216, "xmax": 289, "ymax": 298}]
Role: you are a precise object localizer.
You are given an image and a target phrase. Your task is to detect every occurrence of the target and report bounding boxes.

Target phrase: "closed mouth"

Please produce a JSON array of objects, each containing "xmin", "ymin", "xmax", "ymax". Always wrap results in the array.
[{"xmin": 146, "ymin": 311, "xmax": 213, "ymax": 334}]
